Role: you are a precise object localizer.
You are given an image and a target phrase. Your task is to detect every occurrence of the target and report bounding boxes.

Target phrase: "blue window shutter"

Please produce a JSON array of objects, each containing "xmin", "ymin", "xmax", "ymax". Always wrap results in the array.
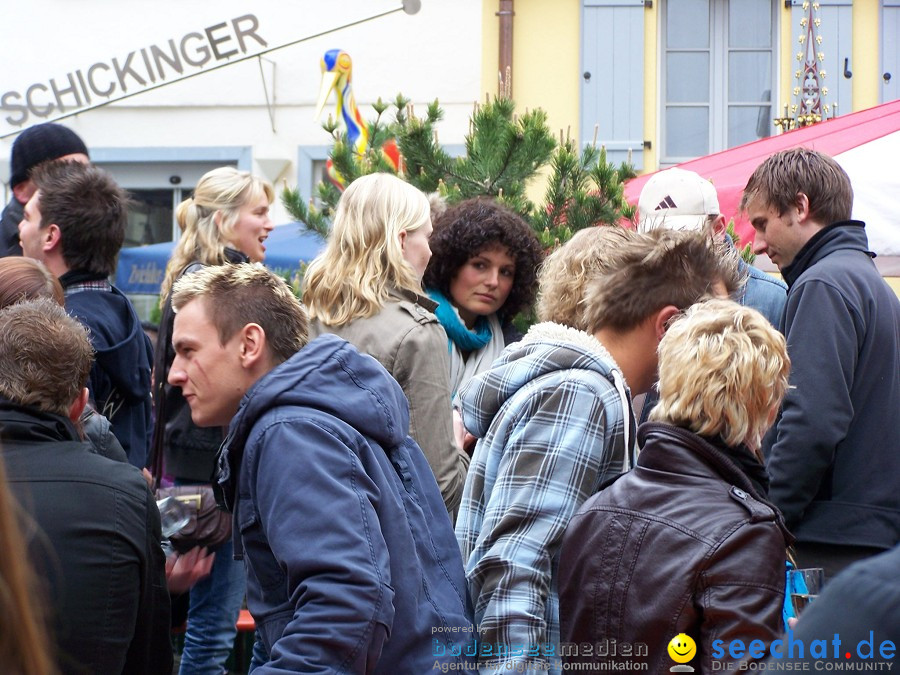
[
  {"xmin": 581, "ymin": 0, "xmax": 646, "ymax": 170},
  {"xmin": 883, "ymin": 0, "xmax": 900, "ymax": 103}
]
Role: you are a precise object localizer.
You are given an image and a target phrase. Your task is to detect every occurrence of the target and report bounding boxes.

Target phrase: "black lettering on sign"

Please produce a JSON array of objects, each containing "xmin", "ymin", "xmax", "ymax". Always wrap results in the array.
[
  {"xmin": 151, "ymin": 40, "xmax": 184, "ymax": 80},
  {"xmin": 1, "ymin": 91, "xmax": 27, "ymax": 126},
  {"xmin": 205, "ymin": 22, "xmax": 238, "ymax": 60},
  {"xmin": 180, "ymin": 32, "xmax": 211, "ymax": 67},
  {"xmin": 75, "ymin": 70, "xmax": 93, "ymax": 104},
  {"xmin": 113, "ymin": 52, "xmax": 147, "ymax": 92},
  {"xmin": 233, "ymin": 14, "xmax": 267, "ymax": 52},
  {"xmin": 88, "ymin": 62, "xmax": 115, "ymax": 97},
  {"xmin": 140, "ymin": 48, "xmax": 157, "ymax": 84},
  {"xmin": 51, "ymin": 73, "xmax": 83, "ymax": 111},
  {"xmin": 1, "ymin": 14, "xmax": 266, "ymax": 128},
  {"xmin": 26, "ymin": 83, "xmax": 53, "ymax": 118}
]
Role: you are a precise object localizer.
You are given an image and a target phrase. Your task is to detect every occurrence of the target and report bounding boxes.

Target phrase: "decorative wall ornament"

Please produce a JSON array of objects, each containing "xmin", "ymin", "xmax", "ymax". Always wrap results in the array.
[{"xmin": 774, "ymin": 1, "xmax": 835, "ymax": 132}]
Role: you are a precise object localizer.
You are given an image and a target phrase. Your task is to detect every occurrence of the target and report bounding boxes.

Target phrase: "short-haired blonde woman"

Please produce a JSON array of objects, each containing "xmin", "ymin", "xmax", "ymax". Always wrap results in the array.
[
  {"xmin": 536, "ymin": 225, "xmax": 634, "ymax": 330},
  {"xmin": 303, "ymin": 173, "xmax": 468, "ymax": 517},
  {"xmin": 538, "ymin": 225, "xmax": 743, "ymax": 331},
  {"xmin": 152, "ymin": 166, "xmax": 273, "ymax": 675},
  {"xmin": 559, "ymin": 299, "xmax": 793, "ymax": 673}
]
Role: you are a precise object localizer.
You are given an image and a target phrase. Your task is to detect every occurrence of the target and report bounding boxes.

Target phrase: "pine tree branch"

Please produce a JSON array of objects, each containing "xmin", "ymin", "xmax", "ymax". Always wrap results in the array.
[{"xmin": 485, "ymin": 140, "xmax": 517, "ymax": 194}]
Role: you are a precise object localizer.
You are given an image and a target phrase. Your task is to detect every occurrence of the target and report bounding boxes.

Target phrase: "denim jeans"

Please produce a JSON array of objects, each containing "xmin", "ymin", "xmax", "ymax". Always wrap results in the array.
[{"xmin": 178, "ymin": 538, "xmax": 246, "ymax": 675}]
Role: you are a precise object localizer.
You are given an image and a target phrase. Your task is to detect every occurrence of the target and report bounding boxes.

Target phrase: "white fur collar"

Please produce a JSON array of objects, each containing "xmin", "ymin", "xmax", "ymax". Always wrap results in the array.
[{"xmin": 521, "ymin": 321, "xmax": 621, "ymax": 374}]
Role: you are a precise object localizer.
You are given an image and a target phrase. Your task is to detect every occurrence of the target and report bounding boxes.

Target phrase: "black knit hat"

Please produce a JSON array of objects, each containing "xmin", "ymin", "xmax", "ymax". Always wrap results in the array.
[{"xmin": 10, "ymin": 123, "xmax": 89, "ymax": 187}]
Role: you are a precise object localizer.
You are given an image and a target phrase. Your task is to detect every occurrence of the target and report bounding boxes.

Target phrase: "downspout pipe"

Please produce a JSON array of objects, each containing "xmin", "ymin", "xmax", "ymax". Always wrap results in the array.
[{"xmin": 497, "ymin": 0, "xmax": 514, "ymax": 95}]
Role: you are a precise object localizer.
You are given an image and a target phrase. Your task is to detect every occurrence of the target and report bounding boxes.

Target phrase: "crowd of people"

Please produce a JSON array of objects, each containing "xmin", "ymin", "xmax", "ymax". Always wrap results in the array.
[{"xmin": 0, "ymin": 122, "xmax": 897, "ymax": 674}]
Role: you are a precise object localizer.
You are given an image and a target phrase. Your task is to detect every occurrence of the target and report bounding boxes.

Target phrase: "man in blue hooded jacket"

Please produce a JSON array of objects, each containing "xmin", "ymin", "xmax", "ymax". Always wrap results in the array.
[
  {"xmin": 742, "ymin": 148, "xmax": 900, "ymax": 578},
  {"xmin": 166, "ymin": 262, "xmax": 475, "ymax": 673}
]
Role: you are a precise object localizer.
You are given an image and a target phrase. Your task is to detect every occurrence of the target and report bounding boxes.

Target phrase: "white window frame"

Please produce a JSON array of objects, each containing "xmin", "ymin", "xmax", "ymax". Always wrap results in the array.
[{"xmin": 660, "ymin": 0, "xmax": 778, "ymax": 165}]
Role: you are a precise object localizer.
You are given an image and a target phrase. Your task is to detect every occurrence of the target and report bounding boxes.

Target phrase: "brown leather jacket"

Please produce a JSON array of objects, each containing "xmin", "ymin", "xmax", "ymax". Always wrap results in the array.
[{"xmin": 558, "ymin": 423, "xmax": 792, "ymax": 674}]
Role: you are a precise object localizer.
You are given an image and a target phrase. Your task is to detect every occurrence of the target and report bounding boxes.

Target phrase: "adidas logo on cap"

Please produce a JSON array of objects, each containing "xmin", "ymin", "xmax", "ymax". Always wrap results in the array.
[{"xmin": 655, "ymin": 196, "xmax": 678, "ymax": 210}]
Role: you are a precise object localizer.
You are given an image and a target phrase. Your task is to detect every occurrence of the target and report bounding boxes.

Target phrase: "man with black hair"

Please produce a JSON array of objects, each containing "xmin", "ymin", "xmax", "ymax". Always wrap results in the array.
[
  {"xmin": 18, "ymin": 160, "xmax": 153, "ymax": 468},
  {"xmin": 1, "ymin": 122, "xmax": 89, "ymax": 256}
]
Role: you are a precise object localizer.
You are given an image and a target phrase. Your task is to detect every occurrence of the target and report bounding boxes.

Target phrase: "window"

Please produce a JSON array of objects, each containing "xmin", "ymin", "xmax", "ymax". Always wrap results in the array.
[
  {"xmin": 125, "ymin": 188, "xmax": 192, "ymax": 247},
  {"xmin": 91, "ymin": 146, "xmax": 250, "ymax": 248},
  {"xmin": 662, "ymin": 0, "xmax": 776, "ymax": 163}
]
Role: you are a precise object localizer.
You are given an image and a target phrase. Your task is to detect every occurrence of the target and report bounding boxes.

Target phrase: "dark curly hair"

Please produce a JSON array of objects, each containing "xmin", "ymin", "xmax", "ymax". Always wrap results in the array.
[{"xmin": 424, "ymin": 198, "xmax": 543, "ymax": 321}]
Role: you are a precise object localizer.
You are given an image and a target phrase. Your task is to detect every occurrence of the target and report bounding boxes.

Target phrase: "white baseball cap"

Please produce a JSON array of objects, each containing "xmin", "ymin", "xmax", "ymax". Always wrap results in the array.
[{"xmin": 638, "ymin": 168, "xmax": 720, "ymax": 232}]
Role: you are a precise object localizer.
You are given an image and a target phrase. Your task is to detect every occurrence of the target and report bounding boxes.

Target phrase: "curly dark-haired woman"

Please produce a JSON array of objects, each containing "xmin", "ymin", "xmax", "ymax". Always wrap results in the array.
[{"xmin": 424, "ymin": 198, "xmax": 543, "ymax": 396}]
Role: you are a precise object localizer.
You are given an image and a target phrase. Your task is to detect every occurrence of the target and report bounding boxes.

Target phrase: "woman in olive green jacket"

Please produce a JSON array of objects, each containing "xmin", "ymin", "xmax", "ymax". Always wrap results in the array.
[{"xmin": 303, "ymin": 173, "xmax": 469, "ymax": 518}]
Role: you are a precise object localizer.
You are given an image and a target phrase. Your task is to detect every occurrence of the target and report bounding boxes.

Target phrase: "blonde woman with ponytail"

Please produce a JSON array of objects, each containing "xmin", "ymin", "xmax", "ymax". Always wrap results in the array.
[
  {"xmin": 159, "ymin": 167, "xmax": 274, "ymax": 301},
  {"xmin": 304, "ymin": 173, "xmax": 469, "ymax": 518},
  {"xmin": 151, "ymin": 166, "xmax": 273, "ymax": 675}
]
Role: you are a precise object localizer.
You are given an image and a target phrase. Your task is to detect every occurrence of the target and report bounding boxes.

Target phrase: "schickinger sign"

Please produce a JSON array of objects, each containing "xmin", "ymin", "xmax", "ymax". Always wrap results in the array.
[{"xmin": 1, "ymin": 14, "xmax": 267, "ymax": 130}]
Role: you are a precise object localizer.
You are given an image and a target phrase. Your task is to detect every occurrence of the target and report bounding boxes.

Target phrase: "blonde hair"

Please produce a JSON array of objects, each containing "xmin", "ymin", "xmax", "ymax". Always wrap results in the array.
[
  {"xmin": 536, "ymin": 226, "xmax": 634, "ymax": 330},
  {"xmin": 160, "ymin": 167, "xmax": 274, "ymax": 303},
  {"xmin": 650, "ymin": 299, "xmax": 791, "ymax": 449},
  {"xmin": 302, "ymin": 173, "xmax": 431, "ymax": 326}
]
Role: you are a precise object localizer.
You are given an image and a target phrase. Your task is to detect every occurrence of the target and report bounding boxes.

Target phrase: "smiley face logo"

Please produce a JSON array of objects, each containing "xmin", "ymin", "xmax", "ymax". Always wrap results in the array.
[{"xmin": 667, "ymin": 633, "xmax": 697, "ymax": 664}]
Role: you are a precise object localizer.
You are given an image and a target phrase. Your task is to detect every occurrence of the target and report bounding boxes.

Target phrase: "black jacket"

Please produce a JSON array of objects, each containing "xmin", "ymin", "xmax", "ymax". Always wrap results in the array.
[
  {"xmin": 0, "ymin": 196, "xmax": 24, "ymax": 256},
  {"xmin": 767, "ymin": 221, "xmax": 900, "ymax": 549},
  {"xmin": 0, "ymin": 400, "xmax": 172, "ymax": 675},
  {"xmin": 559, "ymin": 423, "xmax": 792, "ymax": 673},
  {"xmin": 80, "ymin": 405, "xmax": 129, "ymax": 463},
  {"xmin": 151, "ymin": 250, "xmax": 246, "ymax": 481}
]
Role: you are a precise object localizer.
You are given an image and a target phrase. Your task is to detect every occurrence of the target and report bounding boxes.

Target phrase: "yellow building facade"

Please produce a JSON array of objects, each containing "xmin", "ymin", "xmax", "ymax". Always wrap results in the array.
[
  {"xmin": 481, "ymin": 1, "xmax": 892, "ymax": 170},
  {"xmin": 480, "ymin": 0, "xmax": 899, "ymax": 291}
]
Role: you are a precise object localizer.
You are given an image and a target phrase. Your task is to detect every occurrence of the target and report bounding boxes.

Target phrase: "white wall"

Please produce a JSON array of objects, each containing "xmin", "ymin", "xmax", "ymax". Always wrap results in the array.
[{"xmin": 0, "ymin": 0, "xmax": 482, "ymax": 223}]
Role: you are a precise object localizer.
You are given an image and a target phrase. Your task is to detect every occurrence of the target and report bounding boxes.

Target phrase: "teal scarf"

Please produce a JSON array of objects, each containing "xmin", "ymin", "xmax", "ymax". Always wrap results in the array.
[{"xmin": 426, "ymin": 288, "xmax": 493, "ymax": 352}]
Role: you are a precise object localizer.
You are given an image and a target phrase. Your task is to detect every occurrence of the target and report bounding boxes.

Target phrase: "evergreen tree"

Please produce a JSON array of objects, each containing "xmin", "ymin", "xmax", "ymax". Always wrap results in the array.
[
  {"xmin": 281, "ymin": 94, "xmax": 636, "ymax": 246},
  {"xmin": 280, "ymin": 97, "xmax": 396, "ymax": 239},
  {"xmin": 530, "ymin": 133, "xmax": 636, "ymax": 248},
  {"xmin": 727, "ymin": 219, "xmax": 756, "ymax": 265}
]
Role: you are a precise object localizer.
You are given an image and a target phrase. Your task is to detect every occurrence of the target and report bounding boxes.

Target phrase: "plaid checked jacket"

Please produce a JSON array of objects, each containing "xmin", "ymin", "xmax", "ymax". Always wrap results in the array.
[{"xmin": 455, "ymin": 323, "xmax": 635, "ymax": 673}]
